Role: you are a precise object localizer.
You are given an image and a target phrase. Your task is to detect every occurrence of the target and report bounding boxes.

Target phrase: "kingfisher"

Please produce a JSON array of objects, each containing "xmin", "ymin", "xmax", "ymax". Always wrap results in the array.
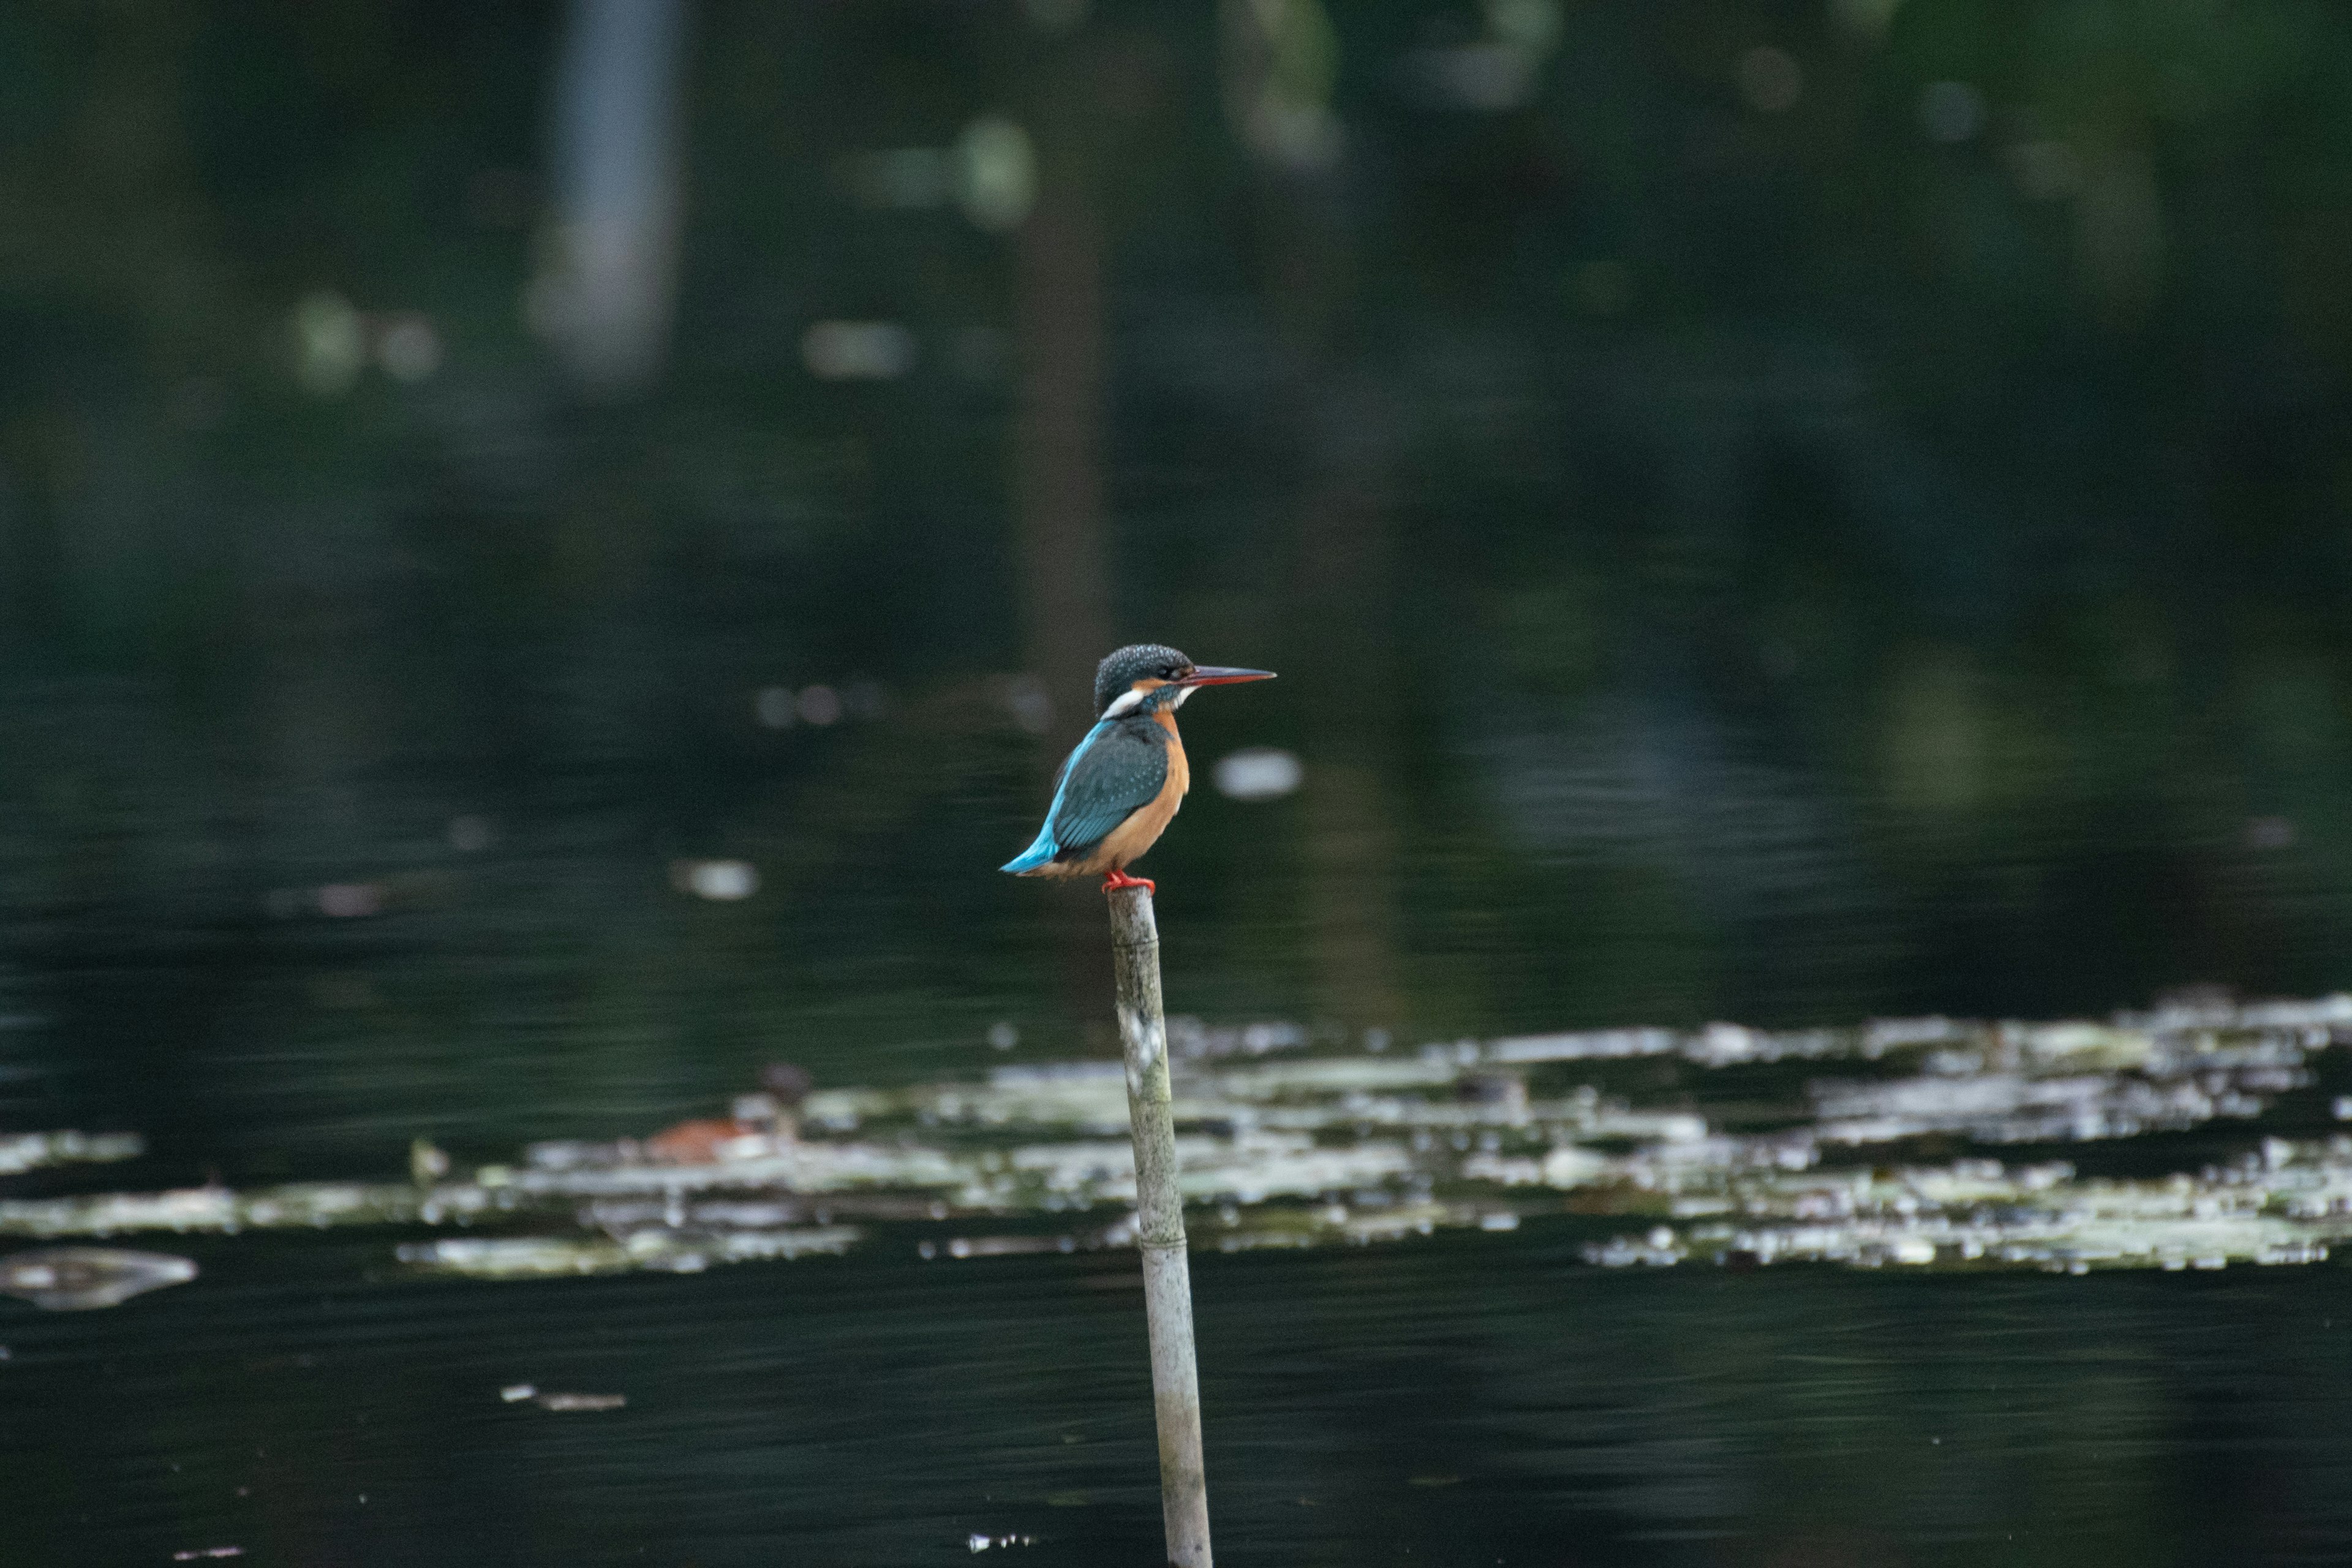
[{"xmin": 1002, "ymin": 644, "xmax": 1275, "ymax": 894}]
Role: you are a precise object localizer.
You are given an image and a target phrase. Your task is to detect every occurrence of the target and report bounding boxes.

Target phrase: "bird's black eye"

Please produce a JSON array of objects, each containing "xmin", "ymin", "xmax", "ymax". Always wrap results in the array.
[{"xmin": 1165, "ymin": 663, "xmax": 1186, "ymax": 680}]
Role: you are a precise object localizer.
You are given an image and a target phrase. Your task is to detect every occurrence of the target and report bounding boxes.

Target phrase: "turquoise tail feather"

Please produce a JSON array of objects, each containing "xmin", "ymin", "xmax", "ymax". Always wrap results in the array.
[
  {"xmin": 1004, "ymin": 716, "xmax": 1114, "ymax": 875},
  {"xmin": 1001, "ymin": 833, "xmax": 1059, "ymax": 875}
]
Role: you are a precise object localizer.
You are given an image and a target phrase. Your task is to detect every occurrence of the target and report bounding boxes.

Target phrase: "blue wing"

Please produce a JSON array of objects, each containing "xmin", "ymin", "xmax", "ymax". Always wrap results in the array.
[{"xmin": 1001, "ymin": 719, "xmax": 1170, "ymax": 873}]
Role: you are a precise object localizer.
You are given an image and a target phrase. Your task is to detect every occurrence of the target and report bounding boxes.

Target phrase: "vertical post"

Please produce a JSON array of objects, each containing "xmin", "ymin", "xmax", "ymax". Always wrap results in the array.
[{"xmin": 1107, "ymin": 886, "xmax": 1212, "ymax": 1568}]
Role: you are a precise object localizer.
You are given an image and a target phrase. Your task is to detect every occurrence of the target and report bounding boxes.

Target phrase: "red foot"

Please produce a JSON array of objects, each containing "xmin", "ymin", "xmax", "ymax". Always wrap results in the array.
[{"xmin": 1101, "ymin": 869, "xmax": 1156, "ymax": 895}]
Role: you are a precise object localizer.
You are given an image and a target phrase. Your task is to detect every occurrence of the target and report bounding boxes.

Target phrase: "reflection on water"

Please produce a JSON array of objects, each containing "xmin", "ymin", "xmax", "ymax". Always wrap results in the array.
[
  {"xmin": 0, "ymin": 1245, "xmax": 194, "ymax": 1311},
  {"xmin": 7, "ymin": 2, "xmax": 2352, "ymax": 1560}
]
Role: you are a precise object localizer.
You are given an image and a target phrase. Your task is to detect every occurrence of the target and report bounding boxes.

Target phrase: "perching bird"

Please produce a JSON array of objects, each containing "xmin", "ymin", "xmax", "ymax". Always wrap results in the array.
[{"xmin": 1003, "ymin": 644, "xmax": 1275, "ymax": 894}]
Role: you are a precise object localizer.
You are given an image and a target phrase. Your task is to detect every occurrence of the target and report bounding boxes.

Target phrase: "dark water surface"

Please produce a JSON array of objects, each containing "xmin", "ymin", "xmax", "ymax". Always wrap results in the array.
[
  {"xmin": 7, "ymin": 1228, "xmax": 2350, "ymax": 1568},
  {"xmin": 9, "ymin": 2, "xmax": 2352, "ymax": 1562}
]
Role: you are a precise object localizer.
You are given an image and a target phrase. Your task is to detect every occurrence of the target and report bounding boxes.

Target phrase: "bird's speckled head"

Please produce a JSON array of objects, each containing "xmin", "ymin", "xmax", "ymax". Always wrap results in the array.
[{"xmin": 1093, "ymin": 644, "xmax": 1192, "ymax": 715}]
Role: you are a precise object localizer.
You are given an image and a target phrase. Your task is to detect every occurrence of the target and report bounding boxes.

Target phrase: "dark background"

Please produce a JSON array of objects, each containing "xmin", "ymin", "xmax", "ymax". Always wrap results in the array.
[
  {"xmin": 3, "ymin": 7, "xmax": 2352, "ymax": 1561},
  {"xmin": 7, "ymin": 0, "xmax": 2351, "ymax": 1172}
]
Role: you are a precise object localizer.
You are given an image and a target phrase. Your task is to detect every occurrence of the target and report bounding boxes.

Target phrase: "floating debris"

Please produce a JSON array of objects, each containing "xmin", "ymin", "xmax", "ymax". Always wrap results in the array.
[
  {"xmin": 409, "ymin": 1139, "xmax": 451, "ymax": 1184},
  {"xmin": 0, "ymin": 1131, "xmax": 143, "ymax": 1177},
  {"xmin": 1168, "ymin": 1016, "xmax": 1311, "ymax": 1060},
  {"xmin": 7, "ymin": 994, "xmax": 2352, "ymax": 1278},
  {"xmin": 532, "ymin": 1392, "xmax": 626, "ymax": 1412},
  {"xmin": 171, "ymin": 1550, "xmax": 244, "ymax": 1562},
  {"xmin": 919, "ymin": 1235, "xmax": 1076, "ymax": 1261},
  {"xmin": 515, "ymin": 1138, "xmax": 963, "ymax": 1193},
  {"xmin": 1582, "ymin": 1139, "xmax": 2352, "ymax": 1272},
  {"xmin": 0, "ymin": 1246, "xmax": 197, "ymax": 1310},
  {"xmin": 0, "ymin": 1180, "xmax": 450, "ymax": 1238},
  {"xmin": 396, "ymin": 1226, "xmax": 859, "ymax": 1280}
]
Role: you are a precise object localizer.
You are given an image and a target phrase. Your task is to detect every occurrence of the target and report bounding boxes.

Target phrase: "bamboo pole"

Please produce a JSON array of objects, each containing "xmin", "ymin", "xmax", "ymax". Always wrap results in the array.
[{"xmin": 1106, "ymin": 884, "xmax": 1212, "ymax": 1568}]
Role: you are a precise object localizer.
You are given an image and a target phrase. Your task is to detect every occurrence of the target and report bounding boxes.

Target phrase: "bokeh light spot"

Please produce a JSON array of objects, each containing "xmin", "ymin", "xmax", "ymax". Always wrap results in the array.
[
  {"xmin": 1737, "ymin": 47, "xmax": 1803, "ymax": 115},
  {"xmin": 1919, "ymin": 81, "xmax": 1986, "ymax": 143},
  {"xmin": 801, "ymin": 322, "xmax": 915, "ymax": 381},
  {"xmin": 293, "ymin": 292, "xmax": 366, "ymax": 396},
  {"xmin": 1213, "ymin": 747, "xmax": 1304, "ymax": 801}
]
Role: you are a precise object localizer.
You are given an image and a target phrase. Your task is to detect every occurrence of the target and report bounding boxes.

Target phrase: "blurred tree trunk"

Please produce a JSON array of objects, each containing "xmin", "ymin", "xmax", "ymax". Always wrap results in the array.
[
  {"xmin": 1223, "ymin": 0, "xmax": 1406, "ymax": 1030},
  {"xmin": 1014, "ymin": 94, "xmax": 1112, "ymax": 760},
  {"xmin": 1221, "ymin": 25, "xmax": 1410, "ymax": 1513},
  {"xmin": 537, "ymin": 0, "xmax": 690, "ymax": 396},
  {"xmin": 1014, "ymin": 33, "xmax": 1117, "ymax": 1031},
  {"xmin": 1289, "ymin": 371, "xmax": 1404, "ymax": 1032}
]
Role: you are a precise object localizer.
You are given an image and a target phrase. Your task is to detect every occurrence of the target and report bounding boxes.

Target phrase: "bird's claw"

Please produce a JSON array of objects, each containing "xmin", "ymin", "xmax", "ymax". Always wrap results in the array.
[{"xmin": 1101, "ymin": 870, "xmax": 1156, "ymax": 895}]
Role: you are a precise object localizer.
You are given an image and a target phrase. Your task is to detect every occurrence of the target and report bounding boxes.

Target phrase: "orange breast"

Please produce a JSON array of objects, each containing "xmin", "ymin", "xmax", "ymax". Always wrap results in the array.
[{"xmin": 1077, "ymin": 716, "xmax": 1188, "ymax": 873}]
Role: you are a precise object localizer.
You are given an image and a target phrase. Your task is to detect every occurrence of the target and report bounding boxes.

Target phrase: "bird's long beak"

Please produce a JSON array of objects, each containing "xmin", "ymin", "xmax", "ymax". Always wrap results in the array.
[{"xmin": 1178, "ymin": 666, "xmax": 1276, "ymax": 687}]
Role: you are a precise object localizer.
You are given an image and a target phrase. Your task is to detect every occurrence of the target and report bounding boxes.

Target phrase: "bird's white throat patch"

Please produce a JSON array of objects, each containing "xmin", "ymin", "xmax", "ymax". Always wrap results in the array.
[{"xmin": 1104, "ymin": 681, "xmax": 1193, "ymax": 720}]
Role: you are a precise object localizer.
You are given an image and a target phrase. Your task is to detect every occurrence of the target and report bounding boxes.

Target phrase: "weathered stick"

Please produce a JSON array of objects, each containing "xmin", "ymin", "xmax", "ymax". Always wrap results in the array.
[{"xmin": 1107, "ymin": 885, "xmax": 1212, "ymax": 1568}]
